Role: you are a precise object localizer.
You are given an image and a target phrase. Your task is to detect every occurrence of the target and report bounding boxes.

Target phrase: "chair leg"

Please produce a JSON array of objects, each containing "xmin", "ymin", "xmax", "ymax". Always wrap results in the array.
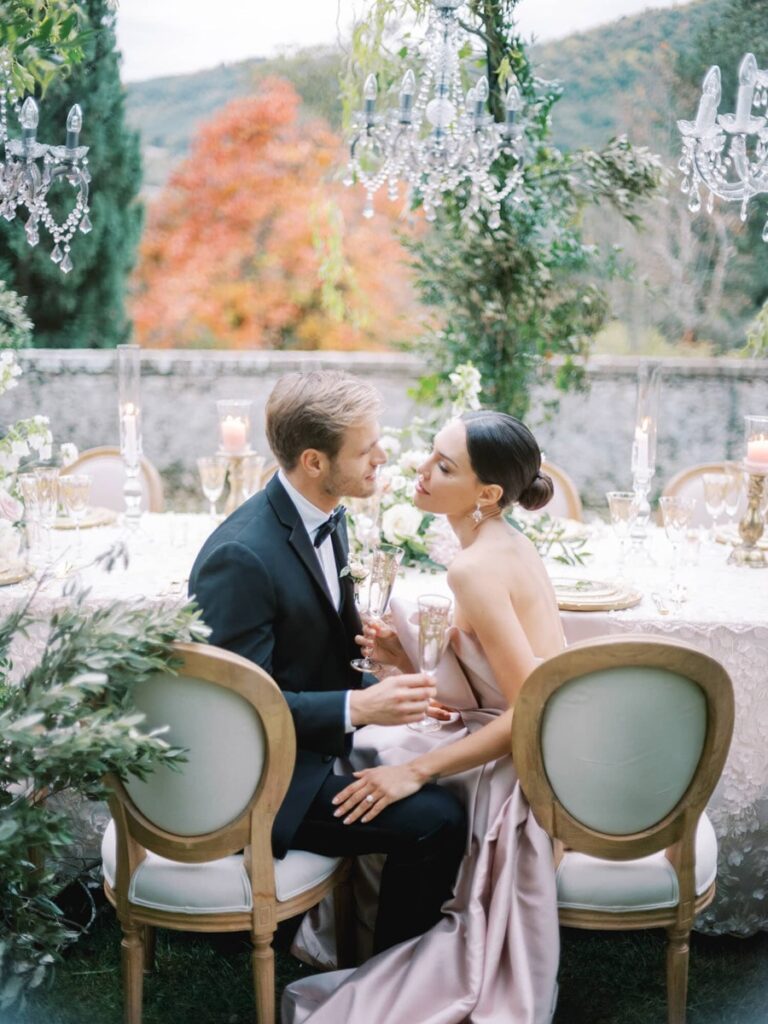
[
  {"xmin": 120, "ymin": 923, "xmax": 145, "ymax": 1024},
  {"xmin": 666, "ymin": 925, "xmax": 691, "ymax": 1024},
  {"xmin": 251, "ymin": 931, "xmax": 275, "ymax": 1024},
  {"xmin": 142, "ymin": 925, "xmax": 156, "ymax": 974},
  {"xmin": 334, "ymin": 877, "xmax": 357, "ymax": 969}
]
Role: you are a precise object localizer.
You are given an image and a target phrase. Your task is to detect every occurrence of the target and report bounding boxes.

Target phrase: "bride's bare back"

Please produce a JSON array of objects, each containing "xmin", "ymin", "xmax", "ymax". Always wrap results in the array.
[{"xmin": 448, "ymin": 518, "xmax": 564, "ymax": 704}]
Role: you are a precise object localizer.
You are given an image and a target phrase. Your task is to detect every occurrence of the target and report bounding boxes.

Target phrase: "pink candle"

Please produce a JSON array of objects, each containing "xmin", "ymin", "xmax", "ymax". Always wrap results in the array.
[
  {"xmin": 746, "ymin": 437, "xmax": 768, "ymax": 467},
  {"xmin": 220, "ymin": 415, "xmax": 248, "ymax": 454}
]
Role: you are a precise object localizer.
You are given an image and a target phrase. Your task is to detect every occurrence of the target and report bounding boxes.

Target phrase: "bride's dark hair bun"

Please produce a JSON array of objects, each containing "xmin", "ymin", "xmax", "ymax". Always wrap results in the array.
[
  {"xmin": 461, "ymin": 411, "xmax": 552, "ymax": 511},
  {"xmin": 517, "ymin": 470, "xmax": 554, "ymax": 512}
]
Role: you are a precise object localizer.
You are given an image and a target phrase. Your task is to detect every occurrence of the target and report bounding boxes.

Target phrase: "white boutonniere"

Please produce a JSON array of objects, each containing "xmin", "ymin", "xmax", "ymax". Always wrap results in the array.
[{"xmin": 340, "ymin": 557, "xmax": 369, "ymax": 584}]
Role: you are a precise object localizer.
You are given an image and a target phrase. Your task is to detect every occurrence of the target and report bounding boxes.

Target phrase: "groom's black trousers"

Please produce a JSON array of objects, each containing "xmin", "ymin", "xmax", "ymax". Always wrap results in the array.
[{"xmin": 291, "ymin": 773, "xmax": 467, "ymax": 953}]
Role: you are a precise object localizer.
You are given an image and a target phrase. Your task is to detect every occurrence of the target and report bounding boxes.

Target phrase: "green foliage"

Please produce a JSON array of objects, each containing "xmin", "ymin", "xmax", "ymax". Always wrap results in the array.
[
  {"xmin": 352, "ymin": 1, "xmax": 663, "ymax": 418},
  {"xmin": 0, "ymin": 0, "xmax": 143, "ymax": 349},
  {"xmin": 0, "ymin": 569, "xmax": 209, "ymax": 1009},
  {"xmin": 0, "ymin": 0, "xmax": 90, "ymax": 95},
  {"xmin": 746, "ymin": 300, "xmax": 768, "ymax": 358},
  {"xmin": 0, "ymin": 280, "xmax": 33, "ymax": 348}
]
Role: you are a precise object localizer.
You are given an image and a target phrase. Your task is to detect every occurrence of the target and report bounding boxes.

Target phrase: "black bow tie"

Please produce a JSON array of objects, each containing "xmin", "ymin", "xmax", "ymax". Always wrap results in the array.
[{"xmin": 314, "ymin": 506, "xmax": 346, "ymax": 548}]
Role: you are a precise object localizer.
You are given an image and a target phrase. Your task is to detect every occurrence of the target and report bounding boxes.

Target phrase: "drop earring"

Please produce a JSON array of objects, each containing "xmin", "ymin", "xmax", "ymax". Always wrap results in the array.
[{"xmin": 471, "ymin": 503, "xmax": 484, "ymax": 528}]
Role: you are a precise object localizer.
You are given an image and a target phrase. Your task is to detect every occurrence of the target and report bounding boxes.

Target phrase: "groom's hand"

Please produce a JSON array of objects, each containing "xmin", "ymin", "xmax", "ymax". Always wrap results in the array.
[{"xmin": 349, "ymin": 672, "xmax": 436, "ymax": 727}]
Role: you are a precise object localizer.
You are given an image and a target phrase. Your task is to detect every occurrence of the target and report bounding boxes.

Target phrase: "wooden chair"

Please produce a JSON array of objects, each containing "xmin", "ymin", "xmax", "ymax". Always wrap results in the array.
[
  {"xmin": 512, "ymin": 636, "xmax": 734, "ymax": 1024},
  {"xmin": 540, "ymin": 459, "xmax": 583, "ymax": 521},
  {"xmin": 102, "ymin": 642, "xmax": 354, "ymax": 1024},
  {"xmin": 68, "ymin": 446, "xmax": 165, "ymax": 513},
  {"xmin": 660, "ymin": 461, "xmax": 745, "ymax": 528}
]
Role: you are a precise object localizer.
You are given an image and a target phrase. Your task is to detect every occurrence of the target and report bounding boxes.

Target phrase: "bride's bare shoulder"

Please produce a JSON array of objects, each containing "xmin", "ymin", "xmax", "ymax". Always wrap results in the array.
[{"xmin": 447, "ymin": 541, "xmax": 511, "ymax": 590}]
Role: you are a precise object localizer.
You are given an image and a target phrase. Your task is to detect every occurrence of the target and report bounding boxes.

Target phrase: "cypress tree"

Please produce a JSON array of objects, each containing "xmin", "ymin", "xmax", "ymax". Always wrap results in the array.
[{"xmin": 0, "ymin": 0, "xmax": 143, "ymax": 347}]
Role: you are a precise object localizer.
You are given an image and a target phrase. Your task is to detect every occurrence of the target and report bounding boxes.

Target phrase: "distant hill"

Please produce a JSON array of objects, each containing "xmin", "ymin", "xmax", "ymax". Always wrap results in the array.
[{"xmin": 124, "ymin": 0, "xmax": 723, "ymax": 192}]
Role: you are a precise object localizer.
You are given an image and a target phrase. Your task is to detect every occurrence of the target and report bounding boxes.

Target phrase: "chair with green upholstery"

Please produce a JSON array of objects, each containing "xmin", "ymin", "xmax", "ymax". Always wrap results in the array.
[
  {"xmin": 512, "ymin": 636, "xmax": 734, "ymax": 1024},
  {"xmin": 101, "ymin": 642, "xmax": 355, "ymax": 1024}
]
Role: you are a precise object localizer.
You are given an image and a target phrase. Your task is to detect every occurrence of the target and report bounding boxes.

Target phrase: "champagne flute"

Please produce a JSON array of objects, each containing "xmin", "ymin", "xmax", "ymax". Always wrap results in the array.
[
  {"xmin": 606, "ymin": 491, "xmax": 638, "ymax": 580},
  {"xmin": 59, "ymin": 474, "xmax": 91, "ymax": 561},
  {"xmin": 350, "ymin": 544, "xmax": 404, "ymax": 673},
  {"xmin": 197, "ymin": 456, "xmax": 228, "ymax": 519},
  {"xmin": 18, "ymin": 473, "xmax": 41, "ymax": 568},
  {"xmin": 408, "ymin": 594, "xmax": 452, "ymax": 734},
  {"xmin": 659, "ymin": 495, "xmax": 695, "ymax": 611},
  {"xmin": 34, "ymin": 467, "xmax": 59, "ymax": 566},
  {"xmin": 702, "ymin": 472, "xmax": 728, "ymax": 540}
]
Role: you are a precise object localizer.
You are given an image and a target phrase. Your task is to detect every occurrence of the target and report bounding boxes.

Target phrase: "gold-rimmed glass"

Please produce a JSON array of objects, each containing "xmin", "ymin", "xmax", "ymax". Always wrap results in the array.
[
  {"xmin": 197, "ymin": 456, "xmax": 228, "ymax": 518},
  {"xmin": 702, "ymin": 472, "xmax": 728, "ymax": 539},
  {"xmin": 408, "ymin": 593, "xmax": 452, "ymax": 734},
  {"xmin": 723, "ymin": 462, "xmax": 745, "ymax": 524},
  {"xmin": 59, "ymin": 473, "xmax": 91, "ymax": 559},
  {"xmin": 350, "ymin": 544, "xmax": 404, "ymax": 673},
  {"xmin": 659, "ymin": 495, "xmax": 695, "ymax": 611},
  {"xmin": 34, "ymin": 466, "xmax": 59, "ymax": 565},
  {"xmin": 606, "ymin": 491, "xmax": 638, "ymax": 578}
]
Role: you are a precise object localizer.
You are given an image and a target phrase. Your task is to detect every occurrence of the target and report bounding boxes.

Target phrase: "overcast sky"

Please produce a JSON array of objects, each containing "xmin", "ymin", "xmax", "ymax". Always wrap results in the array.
[{"xmin": 116, "ymin": 0, "xmax": 685, "ymax": 83}]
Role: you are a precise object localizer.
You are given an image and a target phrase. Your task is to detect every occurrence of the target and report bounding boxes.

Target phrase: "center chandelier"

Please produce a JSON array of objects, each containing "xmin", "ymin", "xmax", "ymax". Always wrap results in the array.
[{"xmin": 346, "ymin": 0, "xmax": 524, "ymax": 227}]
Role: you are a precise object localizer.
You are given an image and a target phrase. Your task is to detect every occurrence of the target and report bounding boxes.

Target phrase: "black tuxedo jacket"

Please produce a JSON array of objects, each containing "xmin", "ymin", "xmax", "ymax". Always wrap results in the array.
[{"xmin": 188, "ymin": 475, "xmax": 363, "ymax": 856}]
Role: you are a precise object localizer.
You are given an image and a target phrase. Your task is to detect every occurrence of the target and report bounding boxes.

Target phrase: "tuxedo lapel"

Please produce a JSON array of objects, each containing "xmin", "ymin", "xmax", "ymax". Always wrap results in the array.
[{"xmin": 266, "ymin": 475, "xmax": 341, "ymax": 614}]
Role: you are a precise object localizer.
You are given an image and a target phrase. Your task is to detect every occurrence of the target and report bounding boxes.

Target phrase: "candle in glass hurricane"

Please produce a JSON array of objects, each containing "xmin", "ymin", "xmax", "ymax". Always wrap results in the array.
[
  {"xmin": 117, "ymin": 345, "xmax": 142, "ymax": 531},
  {"xmin": 217, "ymin": 400, "xmax": 252, "ymax": 456},
  {"xmin": 729, "ymin": 415, "xmax": 768, "ymax": 567},
  {"xmin": 744, "ymin": 416, "xmax": 768, "ymax": 472}
]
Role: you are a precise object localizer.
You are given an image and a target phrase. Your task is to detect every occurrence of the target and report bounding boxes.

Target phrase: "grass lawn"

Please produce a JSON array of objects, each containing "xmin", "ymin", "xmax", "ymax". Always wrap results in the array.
[{"xmin": 9, "ymin": 903, "xmax": 768, "ymax": 1024}]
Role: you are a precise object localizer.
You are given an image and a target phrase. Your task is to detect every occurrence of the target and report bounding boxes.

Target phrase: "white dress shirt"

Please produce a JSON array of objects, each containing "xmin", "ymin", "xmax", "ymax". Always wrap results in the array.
[{"xmin": 278, "ymin": 471, "xmax": 354, "ymax": 731}]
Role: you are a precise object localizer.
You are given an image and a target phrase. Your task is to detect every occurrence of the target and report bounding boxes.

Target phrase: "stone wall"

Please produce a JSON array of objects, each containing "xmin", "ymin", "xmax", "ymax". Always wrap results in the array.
[{"xmin": 8, "ymin": 349, "xmax": 768, "ymax": 509}]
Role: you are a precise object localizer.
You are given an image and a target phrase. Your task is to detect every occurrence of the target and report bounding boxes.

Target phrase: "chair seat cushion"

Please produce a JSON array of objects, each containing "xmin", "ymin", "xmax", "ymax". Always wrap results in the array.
[
  {"xmin": 556, "ymin": 812, "xmax": 718, "ymax": 913},
  {"xmin": 101, "ymin": 820, "xmax": 342, "ymax": 915}
]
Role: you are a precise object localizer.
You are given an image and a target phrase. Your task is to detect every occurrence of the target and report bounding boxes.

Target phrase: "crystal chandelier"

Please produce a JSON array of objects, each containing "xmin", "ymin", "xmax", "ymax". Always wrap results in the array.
[
  {"xmin": 346, "ymin": 0, "xmax": 524, "ymax": 227},
  {"xmin": 0, "ymin": 49, "xmax": 91, "ymax": 273},
  {"xmin": 678, "ymin": 52, "xmax": 768, "ymax": 240}
]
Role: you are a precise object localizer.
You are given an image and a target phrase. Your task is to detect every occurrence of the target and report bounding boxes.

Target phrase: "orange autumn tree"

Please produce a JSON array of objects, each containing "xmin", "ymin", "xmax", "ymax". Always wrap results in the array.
[{"xmin": 131, "ymin": 78, "xmax": 419, "ymax": 350}]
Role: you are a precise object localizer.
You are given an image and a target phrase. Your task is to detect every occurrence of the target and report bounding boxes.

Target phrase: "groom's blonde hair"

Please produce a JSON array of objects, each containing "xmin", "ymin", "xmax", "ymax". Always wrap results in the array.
[{"xmin": 266, "ymin": 370, "xmax": 382, "ymax": 470}]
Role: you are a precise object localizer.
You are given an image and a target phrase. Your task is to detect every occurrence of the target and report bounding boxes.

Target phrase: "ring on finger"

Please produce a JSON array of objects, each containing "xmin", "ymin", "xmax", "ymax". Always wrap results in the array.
[{"xmin": 365, "ymin": 793, "xmax": 374, "ymax": 804}]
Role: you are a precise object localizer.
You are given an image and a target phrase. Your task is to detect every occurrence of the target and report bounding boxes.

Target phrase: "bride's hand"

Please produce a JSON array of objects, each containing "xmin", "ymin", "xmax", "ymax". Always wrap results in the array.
[
  {"xmin": 355, "ymin": 620, "xmax": 412, "ymax": 671},
  {"xmin": 333, "ymin": 764, "xmax": 427, "ymax": 824}
]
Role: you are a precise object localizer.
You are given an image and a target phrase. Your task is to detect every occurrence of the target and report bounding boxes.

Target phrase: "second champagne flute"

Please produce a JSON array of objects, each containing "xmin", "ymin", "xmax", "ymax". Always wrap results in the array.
[
  {"xmin": 350, "ymin": 543, "xmax": 404, "ymax": 673},
  {"xmin": 408, "ymin": 594, "xmax": 453, "ymax": 734},
  {"xmin": 58, "ymin": 473, "xmax": 91, "ymax": 562}
]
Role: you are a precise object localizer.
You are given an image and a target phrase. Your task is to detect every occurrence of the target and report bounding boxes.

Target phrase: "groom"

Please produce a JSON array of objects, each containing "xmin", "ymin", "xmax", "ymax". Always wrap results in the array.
[{"xmin": 189, "ymin": 370, "xmax": 466, "ymax": 952}]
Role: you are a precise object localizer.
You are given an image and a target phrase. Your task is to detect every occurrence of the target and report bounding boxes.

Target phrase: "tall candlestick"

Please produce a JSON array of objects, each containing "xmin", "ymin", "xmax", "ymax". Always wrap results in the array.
[{"xmin": 117, "ymin": 345, "xmax": 142, "ymax": 531}]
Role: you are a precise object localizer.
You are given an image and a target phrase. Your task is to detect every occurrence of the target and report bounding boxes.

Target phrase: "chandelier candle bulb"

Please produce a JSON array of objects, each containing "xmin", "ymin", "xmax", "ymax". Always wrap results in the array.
[
  {"xmin": 66, "ymin": 105, "xmax": 82, "ymax": 149},
  {"xmin": 734, "ymin": 53, "xmax": 758, "ymax": 130},
  {"xmin": 694, "ymin": 67, "xmax": 720, "ymax": 135},
  {"xmin": 20, "ymin": 97, "xmax": 38, "ymax": 140}
]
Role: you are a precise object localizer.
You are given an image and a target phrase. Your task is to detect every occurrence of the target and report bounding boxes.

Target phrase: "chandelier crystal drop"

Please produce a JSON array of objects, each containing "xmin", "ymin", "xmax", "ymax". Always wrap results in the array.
[
  {"xmin": 0, "ymin": 50, "xmax": 91, "ymax": 273},
  {"xmin": 346, "ymin": 0, "xmax": 525, "ymax": 226},
  {"xmin": 678, "ymin": 53, "xmax": 768, "ymax": 241}
]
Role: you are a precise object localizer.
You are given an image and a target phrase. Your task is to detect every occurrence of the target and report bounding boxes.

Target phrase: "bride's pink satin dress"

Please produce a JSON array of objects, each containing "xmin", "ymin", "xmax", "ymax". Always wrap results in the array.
[{"xmin": 282, "ymin": 599, "xmax": 560, "ymax": 1024}]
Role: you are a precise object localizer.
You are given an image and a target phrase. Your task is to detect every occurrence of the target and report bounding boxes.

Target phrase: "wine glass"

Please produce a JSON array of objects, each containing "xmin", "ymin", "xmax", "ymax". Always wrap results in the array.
[
  {"xmin": 18, "ymin": 473, "xmax": 41, "ymax": 568},
  {"xmin": 659, "ymin": 495, "xmax": 695, "ymax": 611},
  {"xmin": 350, "ymin": 544, "xmax": 404, "ymax": 673},
  {"xmin": 197, "ymin": 456, "xmax": 228, "ymax": 519},
  {"xmin": 606, "ymin": 491, "xmax": 638, "ymax": 579},
  {"xmin": 408, "ymin": 594, "xmax": 452, "ymax": 734},
  {"xmin": 723, "ymin": 462, "xmax": 744, "ymax": 527},
  {"xmin": 59, "ymin": 474, "xmax": 91, "ymax": 561},
  {"xmin": 241, "ymin": 453, "xmax": 265, "ymax": 500},
  {"xmin": 34, "ymin": 467, "xmax": 59, "ymax": 566},
  {"xmin": 702, "ymin": 472, "xmax": 728, "ymax": 540}
]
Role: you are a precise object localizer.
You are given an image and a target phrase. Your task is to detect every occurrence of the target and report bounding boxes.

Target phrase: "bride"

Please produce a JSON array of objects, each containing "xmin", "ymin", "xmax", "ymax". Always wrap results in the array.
[{"xmin": 283, "ymin": 410, "xmax": 565, "ymax": 1024}]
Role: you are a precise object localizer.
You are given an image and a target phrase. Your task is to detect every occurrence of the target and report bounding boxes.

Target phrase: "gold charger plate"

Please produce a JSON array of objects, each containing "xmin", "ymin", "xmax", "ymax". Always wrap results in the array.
[
  {"xmin": 715, "ymin": 526, "xmax": 768, "ymax": 550},
  {"xmin": 0, "ymin": 565, "xmax": 32, "ymax": 586},
  {"xmin": 552, "ymin": 581, "xmax": 643, "ymax": 610},
  {"xmin": 53, "ymin": 506, "xmax": 117, "ymax": 530}
]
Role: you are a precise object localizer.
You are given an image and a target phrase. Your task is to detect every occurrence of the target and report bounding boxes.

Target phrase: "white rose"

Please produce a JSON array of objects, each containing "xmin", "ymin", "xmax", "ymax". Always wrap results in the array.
[
  {"xmin": 10, "ymin": 439, "xmax": 29, "ymax": 458},
  {"xmin": 381, "ymin": 503, "xmax": 423, "ymax": 545},
  {"xmin": 0, "ymin": 487, "xmax": 23, "ymax": 522},
  {"xmin": 399, "ymin": 449, "xmax": 428, "ymax": 474},
  {"xmin": 60, "ymin": 442, "xmax": 79, "ymax": 467},
  {"xmin": 38, "ymin": 443, "xmax": 52, "ymax": 461},
  {"xmin": 0, "ymin": 520, "xmax": 22, "ymax": 566},
  {"xmin": 0, "ymin": 449, "xmax": 19, "ymax": 474},
  {"xmin": 379, "ymin": 434, "xmax": 401, "ymax": 458}
]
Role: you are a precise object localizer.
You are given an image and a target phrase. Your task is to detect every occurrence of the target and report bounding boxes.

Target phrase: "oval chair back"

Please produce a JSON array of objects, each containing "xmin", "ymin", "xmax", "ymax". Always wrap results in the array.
[
  {"xmin": 540, "ymin": 460, "xmax": 583, "ymax": 522},
  {"xmin": 68, "ymin": 446, "xmax": 165, "ymax": 513},
  {"xmin": 512, "ymin": 636, "xmax": 734, "ymax": 1024}
]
